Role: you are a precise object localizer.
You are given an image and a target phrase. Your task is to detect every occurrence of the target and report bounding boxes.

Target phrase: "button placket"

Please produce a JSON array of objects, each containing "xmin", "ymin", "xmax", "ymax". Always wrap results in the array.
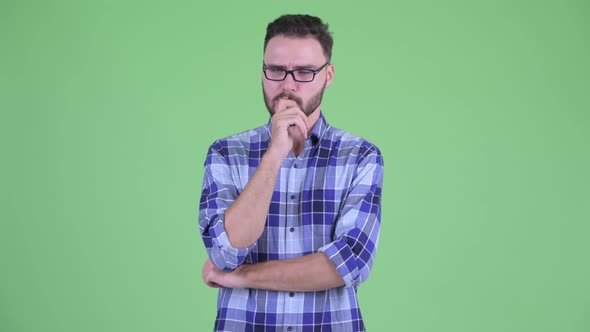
[{"xmin": 284, "ymin": 155, "xmax": 305, "ymax": 331}]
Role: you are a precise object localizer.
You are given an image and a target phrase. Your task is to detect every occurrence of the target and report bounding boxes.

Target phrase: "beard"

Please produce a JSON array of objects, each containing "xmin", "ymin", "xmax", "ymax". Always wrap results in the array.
[{"xmin": 263, "ymin": 80, "xmax": 327, "ymax": 117}]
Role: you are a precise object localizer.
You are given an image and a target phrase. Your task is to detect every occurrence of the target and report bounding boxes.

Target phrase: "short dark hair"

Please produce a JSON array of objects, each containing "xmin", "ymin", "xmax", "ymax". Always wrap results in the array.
[{"xmin": 264, "ymin": 14, "xmax": 334, "ymax": 62}]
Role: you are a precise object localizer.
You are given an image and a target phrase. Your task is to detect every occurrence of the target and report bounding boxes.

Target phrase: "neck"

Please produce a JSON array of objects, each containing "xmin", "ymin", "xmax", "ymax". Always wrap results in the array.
[
  {"xmin": 306, "ymin": 108, "xmax": 321, "ymax": 132},
  {"xmin": 292, "ymin": 141, "xmax": 304, "ymax": 157}
]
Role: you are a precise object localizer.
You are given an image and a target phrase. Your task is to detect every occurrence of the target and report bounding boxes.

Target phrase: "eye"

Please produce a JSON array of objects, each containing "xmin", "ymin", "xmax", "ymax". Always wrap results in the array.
[{"xmin": 294, "ymin": 70, "xmax": 314, "ymax": 80}]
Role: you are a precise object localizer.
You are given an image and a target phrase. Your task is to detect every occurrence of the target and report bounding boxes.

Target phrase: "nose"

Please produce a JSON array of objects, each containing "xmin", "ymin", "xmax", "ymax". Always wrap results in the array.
[{"xmin": 281, "ymin": 72, "xmax": 297, "ymax": 92}]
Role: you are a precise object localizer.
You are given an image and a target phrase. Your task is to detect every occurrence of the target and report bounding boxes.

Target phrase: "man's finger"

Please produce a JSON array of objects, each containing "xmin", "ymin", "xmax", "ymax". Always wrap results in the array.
[
  {"xmin": 275, "ymin": 98, "xmax": 299, "ymax": 114},
  {"xmin": 207, "ymin": 281, "xmax": 222, "ymax": 288},
  {"xmin": 292, "ymin": 118, "xmax": 308, "ymax": 139}
]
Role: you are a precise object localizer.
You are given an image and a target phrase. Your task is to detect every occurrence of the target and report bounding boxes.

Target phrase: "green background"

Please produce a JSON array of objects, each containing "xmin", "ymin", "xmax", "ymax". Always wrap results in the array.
[{"xmin": 1, "ymin": 0, "xmax": 589, "ymax": 331}]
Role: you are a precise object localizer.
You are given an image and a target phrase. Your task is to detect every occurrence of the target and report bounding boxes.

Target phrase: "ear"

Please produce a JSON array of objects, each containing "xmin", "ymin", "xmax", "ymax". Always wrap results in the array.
[{"xmin": 325, "ymin": 63, "xmax": 335, "ymax": 88}]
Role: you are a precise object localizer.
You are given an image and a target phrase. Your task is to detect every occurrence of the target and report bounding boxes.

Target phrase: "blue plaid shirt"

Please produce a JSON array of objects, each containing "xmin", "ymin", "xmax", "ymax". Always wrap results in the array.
[{"xmin": 199, "ymin": 113, "xmax": 383, "ymax": 331}]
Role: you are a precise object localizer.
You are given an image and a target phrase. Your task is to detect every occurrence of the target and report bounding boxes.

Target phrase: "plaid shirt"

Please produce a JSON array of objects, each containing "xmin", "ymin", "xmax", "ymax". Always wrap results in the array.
[{"xmin": 199, "ymin": 113, "xmax": 383, "ymax": 332}]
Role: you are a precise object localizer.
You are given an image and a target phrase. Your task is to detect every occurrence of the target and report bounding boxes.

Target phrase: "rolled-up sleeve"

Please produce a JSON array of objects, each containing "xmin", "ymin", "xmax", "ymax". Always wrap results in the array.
[
  {"xmin": 318, "ymin": 145, "xmax": 383, "ymax": 288},
  {"xmin": 199, "ymin": 141, "xmax": 256, "ymax": 271}
]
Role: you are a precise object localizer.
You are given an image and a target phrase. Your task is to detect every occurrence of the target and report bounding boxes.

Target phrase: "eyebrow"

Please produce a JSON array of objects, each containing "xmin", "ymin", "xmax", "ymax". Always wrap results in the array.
[{"xmin": 265, "ymin": 63, "xmax": 320, "ymax": 70}]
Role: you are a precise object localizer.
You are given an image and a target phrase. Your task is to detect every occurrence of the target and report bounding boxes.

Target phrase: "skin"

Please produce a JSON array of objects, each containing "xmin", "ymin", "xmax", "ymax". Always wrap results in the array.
[{"xmin": 201, "ymin": 35, "xmax": 345, "ymax": 292}]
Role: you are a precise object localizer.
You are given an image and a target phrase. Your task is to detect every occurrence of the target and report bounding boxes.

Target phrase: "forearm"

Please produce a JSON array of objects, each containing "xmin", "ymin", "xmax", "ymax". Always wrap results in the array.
[
  {"xmin": 231, "ymin": 253, "xmax": 345, "ymax": 292},
  {"xmin": 224, "ymin": 150, "xmax": 283, "ymax": 248}
]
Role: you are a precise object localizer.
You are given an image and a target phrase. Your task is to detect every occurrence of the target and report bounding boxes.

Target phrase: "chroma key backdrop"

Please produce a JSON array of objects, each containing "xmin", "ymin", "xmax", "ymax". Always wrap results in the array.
[{"xmin": 1, "ymin": 1, "xmax": 589, "ymax": 331}]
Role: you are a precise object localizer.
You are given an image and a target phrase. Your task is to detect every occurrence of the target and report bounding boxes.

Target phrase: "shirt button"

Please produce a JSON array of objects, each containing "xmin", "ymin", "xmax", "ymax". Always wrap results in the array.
[
  {"xmin": 287, "ymin": 327, "xmax": 293, "ymax": 331},
  {"xmin": 289, "ymin": 227, "xmax": 294, "ymax": 232},
  {"xmin": 293, "ymin": 163, "xmax": 298, "ymax": 168},
  {"xmin": 290, "ymin": 194, "xmax": 295, "ymax": 200},
  {"xmin": 289, "ymin": 292, "xmax": 295, "ymax": 297}
]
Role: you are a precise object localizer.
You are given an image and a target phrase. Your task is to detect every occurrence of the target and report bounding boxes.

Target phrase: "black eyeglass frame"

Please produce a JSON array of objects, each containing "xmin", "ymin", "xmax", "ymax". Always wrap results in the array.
[{"xmin": 262, "ymin": 61, "xmax": 330, "ymax": 82}]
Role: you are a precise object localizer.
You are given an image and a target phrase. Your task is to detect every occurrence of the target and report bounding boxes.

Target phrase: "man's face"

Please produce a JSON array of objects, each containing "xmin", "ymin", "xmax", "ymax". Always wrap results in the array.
[{"xmin": 262, "ymin": 35, "xmax": 334, "ymax": 117}]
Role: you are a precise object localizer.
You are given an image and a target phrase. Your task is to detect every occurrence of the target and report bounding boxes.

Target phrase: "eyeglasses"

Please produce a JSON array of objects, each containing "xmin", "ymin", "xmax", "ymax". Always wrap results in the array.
[{"xmin": 262, "ymin": 61, "xmax": 329, "ymax": 82}]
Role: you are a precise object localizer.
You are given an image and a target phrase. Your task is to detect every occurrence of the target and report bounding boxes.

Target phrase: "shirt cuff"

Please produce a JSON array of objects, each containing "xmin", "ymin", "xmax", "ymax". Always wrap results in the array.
[
  {"xmin": 209, "ymin": 218, "xmax": 256, "ymax": 271},
  {"xmin": 318, "ymin": 239, "xmax": 359, "ymax": 288}
]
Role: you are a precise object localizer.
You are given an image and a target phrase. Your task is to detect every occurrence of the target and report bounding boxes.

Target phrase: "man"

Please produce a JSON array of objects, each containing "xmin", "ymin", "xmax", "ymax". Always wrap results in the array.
[{"xmin": 199, "ymin": 14, "xmax": 384, "ymax": 331}]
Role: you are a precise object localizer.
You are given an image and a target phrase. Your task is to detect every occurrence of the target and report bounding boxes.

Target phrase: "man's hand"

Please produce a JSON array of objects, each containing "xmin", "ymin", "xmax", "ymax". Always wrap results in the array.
[
  {"xmin": 202, "ymin": 259, "xmax": 246, "ymax": 289},
  {"xmin": 202, "ymin": 259, "xmax": 223, "ymax": 288},
  {"xmin": 268, "ymin": 98, "xmax": 309, "ymax": 160},
  {"xmin": 202, "ymin": 259, "xmax": 230, "ymax": 288}
]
